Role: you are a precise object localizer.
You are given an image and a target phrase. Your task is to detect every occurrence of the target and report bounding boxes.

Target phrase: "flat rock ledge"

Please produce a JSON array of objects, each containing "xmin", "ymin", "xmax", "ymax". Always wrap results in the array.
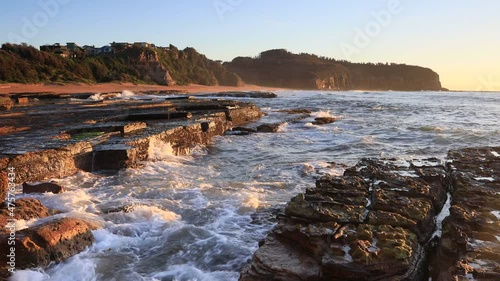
[
  {"xmin": 0, "ymin": 92, "xmax": 266, "ymax": 280},
  {"xmin": 240, "ymin": 147, "xmax": 500, "ymax": 281},
  {"xmin": 0, "ymin": 93, "xmax": 264, "ymax": 183}
]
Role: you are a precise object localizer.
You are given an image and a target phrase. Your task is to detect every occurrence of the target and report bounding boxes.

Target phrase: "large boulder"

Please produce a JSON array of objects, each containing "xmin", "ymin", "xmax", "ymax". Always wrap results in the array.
[{"xmin": 0, "ymin": 217, "xmax": 98, "ymax": 270}]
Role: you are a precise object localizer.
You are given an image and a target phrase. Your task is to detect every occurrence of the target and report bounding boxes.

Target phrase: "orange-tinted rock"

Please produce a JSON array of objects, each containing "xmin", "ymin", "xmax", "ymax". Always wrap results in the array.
[
  {"xmin": 0, "ymin": 217, "xmax": 97, "ymax": 269},
  {"xmin": 0, "ymin": 97, "xmax": 13, "ymax": 111},
  {"xmin": 0, "ymin": 172, "xmax": 7, "ymax": 206},
  {"xmin": 0, "ymin": 197, "xmax": 49, "ymax": 220},
  {"xmin": 15, "ymin": 97, "xmax": 29, "ymax": 104}
]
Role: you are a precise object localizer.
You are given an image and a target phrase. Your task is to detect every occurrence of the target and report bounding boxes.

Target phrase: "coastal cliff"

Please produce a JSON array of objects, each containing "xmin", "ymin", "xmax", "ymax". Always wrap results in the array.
[
  {"xmin": 225, "ymin": 49, "xmax": 352, "ymax": 90},
  {"xmin": 225, "ymin": 49, "xmax": 443, "ymax": 91},
  {"xmin": 343, "ymin": 61, "xmax": 442, "ymax": 91},
  {"xmin": 0, "ymin": 44, "xmax": 243, "ymax": 87},
  {"xmin": 1, "ymin": 44, "xmax": 442, "ymax": 91}
]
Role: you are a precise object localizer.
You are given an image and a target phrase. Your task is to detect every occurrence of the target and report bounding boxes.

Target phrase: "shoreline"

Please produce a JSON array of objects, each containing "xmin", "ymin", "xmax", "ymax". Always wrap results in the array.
[
  {"xmin": 1, "ymin": 83, "xmax": 495, "ymax": 95},
  {"xmin": 0, "ymin": 83, "xmax": 284, "ymax": 96}
]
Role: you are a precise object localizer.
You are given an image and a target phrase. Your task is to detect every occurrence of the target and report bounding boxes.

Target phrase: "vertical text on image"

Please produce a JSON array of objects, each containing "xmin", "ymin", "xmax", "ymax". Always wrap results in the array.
[{"xmin": 5, "ymin": 167, "xmax": 16, "ymax": 274}]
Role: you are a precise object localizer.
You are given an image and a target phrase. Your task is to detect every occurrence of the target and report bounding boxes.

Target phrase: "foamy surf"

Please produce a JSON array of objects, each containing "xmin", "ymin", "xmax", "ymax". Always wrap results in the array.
[{"xmin": 15, "ymin": 90, "xmax": 500, "ymax": 281}]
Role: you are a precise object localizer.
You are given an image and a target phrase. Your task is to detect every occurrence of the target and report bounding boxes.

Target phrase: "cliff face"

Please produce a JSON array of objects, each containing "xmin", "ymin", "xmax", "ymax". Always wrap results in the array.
[
  {"xmin": 126, "ymin": 48, "xmax": 176, "ymax": 85},
  {"xmin": 225, "ymin": 50, "xmax": 351, "ymax": 90},
  {"xmin": 225, "ymin": 49, "xmax": 443, "ymax": 91},
  {"xmin": 156, "ymin": 46, "xmax": 244, "ymax": 87},
  {"xmin": 343, "ymin": 62, "xmax": 442, "ymax": 91}
]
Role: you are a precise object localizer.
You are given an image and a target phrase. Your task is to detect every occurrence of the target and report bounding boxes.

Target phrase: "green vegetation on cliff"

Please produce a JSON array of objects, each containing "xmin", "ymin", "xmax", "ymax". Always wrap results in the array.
[
  {"xmin": 0, "ymin": 44, "xmax": 442, "ymax": 91},
  {"xmin": 0, "ymin": 43, "xmax": 243, "ymax": 86},
  {"xmin": 225, "ymin": 49, "xmax": 351, "ymax": 90},
  {"xmin": 225, "ymin": 49, "xmax": 443, "ymax": 91}
]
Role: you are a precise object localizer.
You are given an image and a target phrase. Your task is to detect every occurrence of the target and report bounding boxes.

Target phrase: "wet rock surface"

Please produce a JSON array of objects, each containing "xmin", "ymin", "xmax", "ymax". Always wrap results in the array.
[
  {"xmin": 0, "ymin": 217, "xmax": 98, "ymax": 270},
  {"xmin": 0, "ymin": 92, "xmax": 264, "ymax": 182},
  {"xmin": 241, "ymin": 148, "xmax": 500, "ymax": 280},
  {"xmin": 257, "ymin": 123, "xmax": 282, "ymax": 133},
  {"xmin": 277, "ymin": 108, "xmax": 312, "ymax": 115},
  {"xmin": 312, "ymin": 117, "xmax": 336, "ymax": 125},
  {"xmin": 240, "ymin": 158, "xmax": 448, "ymax": 281},
  {"xmin": 22, "ymin": 181, "xmax": 65, "ymax": 194},
  {"xmin": 0, "ymin": 198, "xmax": 50, "ymax": 235},
  {"xmin": 432, "ymin": 147, "xmax": 500, "ymax": 280},
  {"xmin": 194, "ymin": 91, "xmax": 278, "ymax": 99}
]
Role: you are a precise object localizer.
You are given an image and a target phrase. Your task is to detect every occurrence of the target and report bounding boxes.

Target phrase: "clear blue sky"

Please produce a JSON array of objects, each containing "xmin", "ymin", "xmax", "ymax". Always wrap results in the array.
[{"xmin": 1, "ymin": 0, "xmax": 499, "ymax": 90}]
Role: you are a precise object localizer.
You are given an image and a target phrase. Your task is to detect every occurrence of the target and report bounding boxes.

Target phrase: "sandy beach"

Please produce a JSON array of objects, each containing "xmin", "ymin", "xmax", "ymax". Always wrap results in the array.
[{"xmin": 0, "ymin": 83, "xmax": 284, "ymax": 95}]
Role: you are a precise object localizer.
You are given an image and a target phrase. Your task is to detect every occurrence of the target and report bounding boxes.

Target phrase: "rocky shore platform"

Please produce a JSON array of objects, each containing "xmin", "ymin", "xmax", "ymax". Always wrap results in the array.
[
  {"xmin": 240, "ymin": 147, "xmax": 499, "ymax": 281},
  {"xmin": 0, "ymin": 91, "xmax": 266, "ymax": 279}
]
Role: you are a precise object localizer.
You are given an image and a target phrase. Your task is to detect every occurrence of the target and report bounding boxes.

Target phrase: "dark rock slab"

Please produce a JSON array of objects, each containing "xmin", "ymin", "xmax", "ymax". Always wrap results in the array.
[
  {"xmin": 66, "ymin": 122, "xmax": 147, "ymax": 136},
  {"xmin": 196, "ymin": 91, "xmax": 277, "ymax": 99},
  {"xmin": 257, "ymin": 123, "xmax": 282, "ymax": 133},
  {"xmin": 125, "ymin": 111, "xmax": 192, "ymax": 121},
  {"xmin": 277, "ymin": 109, "xmax": 312, "ymax": 114},
  {"xmin": 240, "ymin": 158, "xmax": 448, "ymax": 281},
  {"xmin": 312, "ymin": 117, "xmax": 336, "ymax": 125},
  {"xmin": 1, "ymin": 97, "xmax": 262, "ymax": 181},
  {"xmin": 22, "ymin": 182, "xmax": 65, "ymax": 194},
  {"xmin": 432, "ymin": 147, "xmax": 500, "ymax": 280}
]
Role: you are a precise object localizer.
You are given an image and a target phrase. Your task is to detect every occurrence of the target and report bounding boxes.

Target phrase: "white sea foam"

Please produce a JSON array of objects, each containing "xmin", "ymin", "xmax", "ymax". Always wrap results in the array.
[
  {"xmin": 240, "ymin": 193, "xmax": 261, "ymax": 211},
  {"xmin": 310, "ymin": 110, "xmax": 336, "ymax": 118},
  {"xmin": 87, "ymin": 93, "xmax": 103, "ymax": 101},
  {"xmin": 10, "ymin": 270, "xmax": 49, "ymax": 281},
  {"xmin": 491, "ymin": 151, "xmax": 500, "ymax": 157},
  {"xmin": 107, "ymin": 205, "xmax": 180, "ymax": 223},
  {"xmin": 474, "ymin": 177, "xmax": 495, "ymax": 182},
  {"xmin": 15, "ymin": 218, "xmax": 38, "ymax": 231},
  {"xmin": 394, "ymin": 170, "xmax": 419, "ymax": 178},
  {"xmin": 27, "ymin": 90, "xmax": 500, "ymax": 279},
  {"xmin": 148, "ymin": 138, "xmax": 176, "ymax": 160},
  {"xmin": 491, "ymin": 211, "xmax": 500, "ymax": 220},
  {"xmin": 152, "ymin": 264, "xmax": 238, "ymax": 281},
  {"xmin": 431, "ymin": 193, "xmax": 452, "ymax": 239},
  {"xmin": 33, "ymin": 189, "xmax": 98, "ymax": 213},
  {"xmin": 115, "ymin": 90, "xmax": 136, "ymax": 99}
]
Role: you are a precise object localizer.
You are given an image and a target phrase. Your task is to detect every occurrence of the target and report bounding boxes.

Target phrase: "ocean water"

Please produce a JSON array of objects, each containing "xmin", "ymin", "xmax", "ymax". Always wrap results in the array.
[{"xmin": 12, "ymin": 91, "xmax": 500, "ymax": 281}]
